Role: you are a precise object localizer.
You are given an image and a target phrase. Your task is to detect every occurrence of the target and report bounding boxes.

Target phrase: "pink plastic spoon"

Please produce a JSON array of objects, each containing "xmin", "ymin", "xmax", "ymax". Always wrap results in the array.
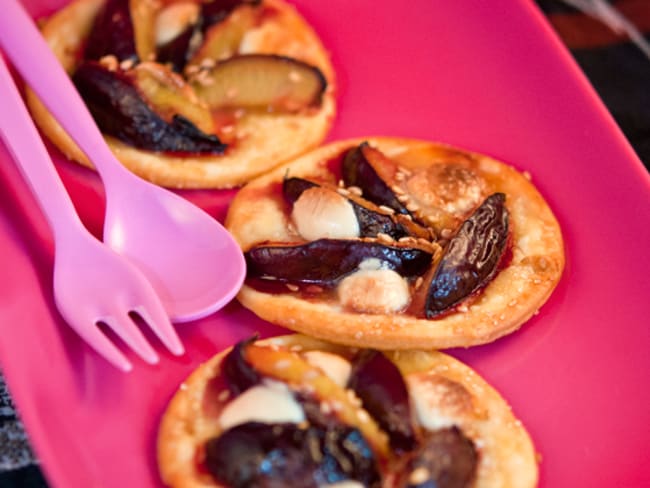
[{"xmin": 0, "ymin": 1, "xmax": 246, "ymax": 322}]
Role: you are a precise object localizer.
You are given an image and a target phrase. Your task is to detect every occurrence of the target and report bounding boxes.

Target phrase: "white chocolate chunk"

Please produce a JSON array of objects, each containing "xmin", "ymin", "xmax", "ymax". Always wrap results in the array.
[
  {"xmin": 291, "ymin": 187, "xmax": 360, "ymax": 240},
  {"xmin": 338, "ymin": 268, "xmax": 410, "ymax": 314},
  {"xmin": 302, "ymin": 351, "xmax": 352, "ymax": 387},
  {"xmin": 218, "ymin": 380, "xmax": 304, "ymax": 431},
  {"xmin": 407, "ymin": 373, "xmax": 475, "ymax": 431},
  {"xmin": 155, "ymin": 2, "xmax": 200, "ymax": 46}
]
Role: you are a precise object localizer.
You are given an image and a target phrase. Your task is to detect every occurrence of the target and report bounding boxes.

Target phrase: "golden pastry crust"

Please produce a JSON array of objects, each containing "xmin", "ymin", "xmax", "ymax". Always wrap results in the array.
[
  {"xmin": 226, "ymin": 137, "xmax": 565, "ymax": 349},
  {"xmin": 157, "ymin": 335, "xmax": 538, "ymax": 487},
  {"xmin": 26, "ymin": 0, "xmax": 336, "ymax": 189}
]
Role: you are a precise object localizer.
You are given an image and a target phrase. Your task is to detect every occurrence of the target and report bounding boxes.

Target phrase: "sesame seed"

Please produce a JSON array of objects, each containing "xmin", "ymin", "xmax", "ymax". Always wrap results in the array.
[
  {"xmin": 200, "ymin": 58, "xmax": 216, "ymax": 69},
  {"xmin": 406, "ymin": 202, "xmax": 420, "ymax": 212},
  {"xmin": 288, "ymin": 70, "xmax": 302, "ymax": 82},
  {"xmin": 286, "ymin": 283, "xmax": 299, "ymax": 292},
  {"xmin": 409, "ymin": 467, "xmax": 430, "ymax": 485},
  {"xmin": 379, "ymin": 205, "xmax": 395, "ymax": 214},
  {"xmin": 397, "ymin": 194, "xmax": 410, "ymax": 203},
  {"xmin": 391, "ymin": 185, "xmax": 405, "ymax": 195},
  {"xmin": 356, "ymin": 409, "xmax": 370, "ymax": 423},
  {"xmin": 217, "ymin": 390, "xmax": 230, "ymax": 402},
  {"xmin": 119, "ymin": 58, "xmax": 135, "ymax": 70},
  {"xmin": 347, "ymin": 186, "xmax": 363, "ymax": 196},
  {"xmin": 337, "ymin": 188, "xmax": 351, "ymax": 196},
  {"xmin": 377, "ymin": 233, "xmax": 394, "ymax": 243}
]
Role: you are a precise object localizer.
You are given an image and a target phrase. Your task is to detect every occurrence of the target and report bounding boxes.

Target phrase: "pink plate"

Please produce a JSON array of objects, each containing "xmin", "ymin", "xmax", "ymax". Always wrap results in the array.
[{"xmin": 1, "ymin": 0, "xmax": 649, "ymax": 486}]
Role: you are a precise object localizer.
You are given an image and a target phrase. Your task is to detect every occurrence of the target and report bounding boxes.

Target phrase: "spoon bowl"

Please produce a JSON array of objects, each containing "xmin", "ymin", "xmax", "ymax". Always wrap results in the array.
[
  {"xmin": 103, "ymin": 172, "xmax": 245, "ymax": 321},
  {"xmin": 0, "ymin": 0, "xmax": 246, "ymax": 322}
]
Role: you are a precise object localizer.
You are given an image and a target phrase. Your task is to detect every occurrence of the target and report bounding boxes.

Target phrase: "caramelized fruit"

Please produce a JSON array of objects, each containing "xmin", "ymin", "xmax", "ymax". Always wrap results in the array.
[
  {"xmin": 342, "ymin": 142, "xmax": 411, "ymax": 216},
  {"xmin": 205, "ymin": 422, "xmax": 380, "ymax": 487},
  {"xmin": 73, "ymin": 61, "xmax": 226, "ymax": 154},
  {"xmin": 84, "ymin": 0, "xmax": 138, "ymax": 62},
  {"xmin": 221, "ymin": 335, "xmax": 261, "ymax": 395},
  {"xmin": 425, "ymin": 193, "xmax": 509, "ymax": 318},
  {"xmin": 399, "ymin": 427, "xmax": 478, "ymax": 488},
  {"xmin": 245, "ymin": 239, "xmax": 432, "ymax": 287},
  {"xmin": 191, "ymin": 54, "xmax": 326, "ymax": 112},
  {"xmin": 283, "ymin": 177, "xmax": 414, "ymax": 240},
  {"xmin": 187, "ymin": 3, "xmax": 260, "ymax": 67},
  {"xmin": 348, "ymin": 351, "xmax": 418, "ymax": 452}
]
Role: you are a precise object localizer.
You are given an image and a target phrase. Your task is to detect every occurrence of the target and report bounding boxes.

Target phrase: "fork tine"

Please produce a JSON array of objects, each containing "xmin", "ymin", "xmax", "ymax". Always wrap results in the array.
[
  {"xmin": 100, "ymin": 315, "xmax": 160, "ymax": 365},
  {"xmin": 74, "ymin": 326, "xmax": 134, "ymax": 372},
  {"xmin": 134, "ymin": 305, "xmax": 185, "ymax": 357}
]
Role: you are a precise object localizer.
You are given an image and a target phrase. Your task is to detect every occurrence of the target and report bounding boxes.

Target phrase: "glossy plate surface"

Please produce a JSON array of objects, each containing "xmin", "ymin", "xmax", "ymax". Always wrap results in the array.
[{"xmin": 1, "ymin": 0, "xmax": 649, "ymax": 486}]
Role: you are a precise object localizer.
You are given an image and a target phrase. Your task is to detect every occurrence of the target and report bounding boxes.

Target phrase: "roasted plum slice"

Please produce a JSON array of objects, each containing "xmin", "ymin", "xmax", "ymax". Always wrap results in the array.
[
  {"xmin": 204, "ymin": 421, "xmax": 381, "ymax": 488},
  {"xmin": 242, "ymin": 342, "xmax": 390, "ymax": 458},
  {"xmin": 398, "ymin": 427, "xmax": 478, "ymax": 488},
  {"xmin": 283, "ymin": 177, "xmax": 427, "ymax": 240},
  {"xmin": 220, "ymin": 335, "xmax": 261, "ymax": 395},
  {"xmin": 245, "ymin": 239, "xmax": 432, "ymax": 287},
  {"xmin": 425, "ymin": 193, "xmax": 509, "ymax": 318},
  {"xmin": 187, "ymin": 2, "xmax": 260, "ymax": 68},
  {"xmin": 84, "ymin": 0, "xmax": 138, "ymax": 62},
  {"xmin": 191, "ymin": 54, "xmax": 327, "ymax": 112},
  {"xmin": 201, "ymin": 0, "xmax": 261, "ymax": 30},
  {"xmin": 342, "ymin": 142, "xmax": 411, "ymax": 216},
  {"xmin": 72, "ymin": 61, "xmax": 226, "ymax": 154},
  {"xmin": 348, "ymin": 351, "xmax": 418, "ymax": 452},
  {"xmin": 154, "ymin": 1, "xmax": 201, "ymax": 72},
  {"xmin": 130, "ymin": 62, "xmax": 215, "ymax": 135}
]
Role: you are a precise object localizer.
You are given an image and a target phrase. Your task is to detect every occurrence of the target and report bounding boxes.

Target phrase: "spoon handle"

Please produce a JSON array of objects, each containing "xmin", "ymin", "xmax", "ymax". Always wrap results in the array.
[
  {"xmin": 0, "ymin": 0, "xmax": 128, "ymax": 186},
  {"xmin": 0, "ymin": 56, "xmax": 86, "ymax": 241}
]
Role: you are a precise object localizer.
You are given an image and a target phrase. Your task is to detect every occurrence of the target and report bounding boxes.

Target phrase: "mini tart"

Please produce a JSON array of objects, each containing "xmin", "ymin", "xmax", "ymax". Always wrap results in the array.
[
  {"xmin": 157, "ymin": 335, "xmax": 538, "ymax": 487},
  {"xmin": 26, "ymin": 0, "xmax": 335, "ymax": 188},
  {"xmin": 225, "ymin": 137, "xmax": 565, "ymax": 349}
]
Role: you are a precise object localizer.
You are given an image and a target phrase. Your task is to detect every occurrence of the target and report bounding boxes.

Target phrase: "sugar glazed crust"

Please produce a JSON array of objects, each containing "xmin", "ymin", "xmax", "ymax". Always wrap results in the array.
[
  {"xmin": 157, "ymin": 335, "xmax": 539, "ymax": 487},
  {"xmin": 27, "ymin": 0, "xmax": 336, "ymax": 188},
  {"xmin": 226, "ymin": 137, "xmax": 565, "ymax": 349}
]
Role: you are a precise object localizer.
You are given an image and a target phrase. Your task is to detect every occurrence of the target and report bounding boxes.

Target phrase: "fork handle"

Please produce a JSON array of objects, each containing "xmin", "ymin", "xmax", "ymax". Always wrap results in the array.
[
  {"xmin": 0, "ymin": 0, "xmax": 130, "ymax": 188},
  {"xmin": 0, "ymin": 57, "xmax": 86, "ymax": 241}
]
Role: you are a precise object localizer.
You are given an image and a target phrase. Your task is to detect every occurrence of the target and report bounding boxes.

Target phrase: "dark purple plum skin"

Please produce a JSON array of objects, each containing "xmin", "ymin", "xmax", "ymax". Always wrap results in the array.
[
  {"xmin": 348, "ymin": 350, "xmax": 417, "ymax": 452},
  {"xmin": 72, "ymin": 61, "xmax": 226, "ymax": 154},
  {"xmin": 399, "ymin": 426, "xmax": 478, "ymax": 488},
  {"xmin": 205, "ymin": 421, "xmax": 381, "ymax": 488},
  {"xmin": 283, "ymin": 177, "xmax": 411, "ymax": 240},
  {"xmin": 156, "ymin": 25, "xmax": 196, "ymax": 73},
  {"xmin": 425, "ymin": 193, "xmax": 509, "ymax": 318},
  {"xmin": 245, "ymin": 239, "xmax": 432, "ymax": 287},
  {"xmin": 84, "ymin": 0, "xmax": 138, "ymax": 62},
  {"xmin": 201, "ymin": 0, "xmax": 261, "ymax": 31},
  {"xmin": 220, "ymin": 335, "xmax": 261, "ymax": 396},
  {"xmin": 342, "ymin": 142, "xmax": 411, "ymax": 215}
]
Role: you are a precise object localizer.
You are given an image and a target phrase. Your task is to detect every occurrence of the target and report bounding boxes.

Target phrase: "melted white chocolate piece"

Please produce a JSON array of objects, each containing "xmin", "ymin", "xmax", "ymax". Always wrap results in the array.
[
  {"xmin": 291, "ymin": 187, "xmax": 360, "ymax": 240},
  {"xmin": 218, "ymin": 379, "xmax": 305, "ymax": 431},
  {"xmin": 407, "ymin": 373, "xmax": 476, "ymax": 431},
  {"xmin": 338, "ymin": 268, "xmax": 410, "ymax": 314},
  {"xmin": 155, "ymin": 2, "xmax": 200, "ymax": 46}
]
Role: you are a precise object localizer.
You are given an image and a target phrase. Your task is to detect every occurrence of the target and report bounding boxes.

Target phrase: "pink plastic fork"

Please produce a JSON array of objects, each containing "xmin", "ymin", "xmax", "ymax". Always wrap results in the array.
[
  {"xmin": 0, "ymin": 57, "xmax": 184, "ymax": 372},
  {"xmin": 0, "ymin": 1, "xmax": 246, "ymax": 323}
]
